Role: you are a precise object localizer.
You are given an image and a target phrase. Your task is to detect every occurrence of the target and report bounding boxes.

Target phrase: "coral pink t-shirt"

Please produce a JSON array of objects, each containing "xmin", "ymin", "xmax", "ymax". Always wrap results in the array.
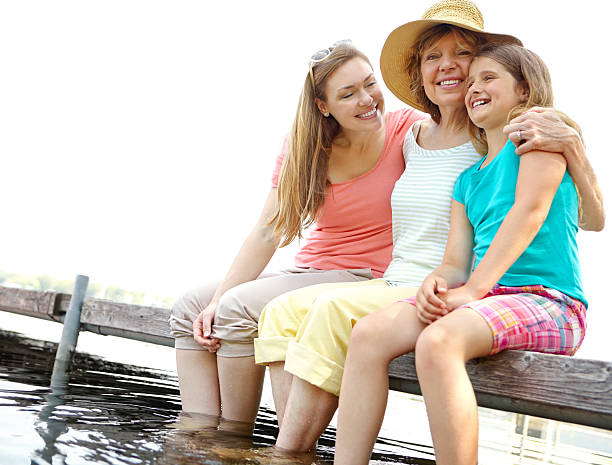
[{"xmin": 271, "ymin": 108, "xmax": 425, "ymax": 277}]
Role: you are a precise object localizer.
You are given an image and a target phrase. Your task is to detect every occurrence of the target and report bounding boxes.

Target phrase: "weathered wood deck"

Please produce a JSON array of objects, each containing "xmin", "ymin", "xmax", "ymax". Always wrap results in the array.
[{"xmin": 1, "ymin": 285, "xmax": 610, "ymax": 430}]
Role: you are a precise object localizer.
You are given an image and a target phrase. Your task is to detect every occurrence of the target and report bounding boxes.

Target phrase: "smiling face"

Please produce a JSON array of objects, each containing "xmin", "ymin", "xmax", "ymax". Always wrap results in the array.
[
  {"xmin": 465, "ymin": 56, "xmax": 528, "ymax": 132},
  {"xmin": 419, "ymin": 32, "xmax": 475, "ymax": 112},
  {"xmin": 316, "ymin": 57, "xmax": 384, "ymax": 133}
]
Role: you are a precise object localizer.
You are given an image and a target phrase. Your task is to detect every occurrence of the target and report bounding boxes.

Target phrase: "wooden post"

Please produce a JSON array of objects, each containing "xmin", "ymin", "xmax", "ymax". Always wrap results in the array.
[{"xmin": 50, "ymin": 275, "xmax": 89, "ymax": 387}]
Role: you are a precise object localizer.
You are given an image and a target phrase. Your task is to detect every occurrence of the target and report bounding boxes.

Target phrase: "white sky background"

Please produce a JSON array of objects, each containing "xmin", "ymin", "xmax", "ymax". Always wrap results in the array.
[{"xmin": 0, "ymin": 0, "xmax": 610, "ymax": 361}]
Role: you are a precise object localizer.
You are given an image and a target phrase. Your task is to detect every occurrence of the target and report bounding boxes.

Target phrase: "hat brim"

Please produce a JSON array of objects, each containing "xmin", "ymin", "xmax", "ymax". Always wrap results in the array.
[{"xmin": 380, "ymin": 19, "xmax": 522, "ymax": 111}]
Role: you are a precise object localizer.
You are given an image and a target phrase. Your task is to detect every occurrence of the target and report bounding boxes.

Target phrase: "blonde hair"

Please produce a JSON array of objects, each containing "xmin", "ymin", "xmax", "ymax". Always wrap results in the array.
[
  {"xmin": 271, "ymin": 43, "xmax": 376, "ymax": 247},
  {"xmin": 406, "ymin": 24, "xmax": 486, "ymax": 126},
  {"xmin": 468, "ymin": 42, "xmax": 583, "ymax": 154}
]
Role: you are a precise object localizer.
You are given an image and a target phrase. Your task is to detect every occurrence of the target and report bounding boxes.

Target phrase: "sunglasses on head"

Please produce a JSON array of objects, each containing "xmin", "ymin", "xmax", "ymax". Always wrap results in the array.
[{"xmin": 309, "ymin": 39, "xmax": 353, "ymax": 92}]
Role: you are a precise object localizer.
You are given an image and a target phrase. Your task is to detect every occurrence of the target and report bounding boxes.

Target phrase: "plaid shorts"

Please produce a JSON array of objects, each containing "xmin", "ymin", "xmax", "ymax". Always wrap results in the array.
[{"xmin": 402, "ymin": 285, "xmax": 586, "ymax": 356}]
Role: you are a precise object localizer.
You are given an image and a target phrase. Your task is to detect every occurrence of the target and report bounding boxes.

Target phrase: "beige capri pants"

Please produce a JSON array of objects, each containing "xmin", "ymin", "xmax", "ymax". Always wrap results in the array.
[
  {"xmin": 169, "ymin": 267, "xmax": 373, "ymax": 357},
  {"xmin": 254, "ymin": 279, "xmax": 418, "ymax": 396}
]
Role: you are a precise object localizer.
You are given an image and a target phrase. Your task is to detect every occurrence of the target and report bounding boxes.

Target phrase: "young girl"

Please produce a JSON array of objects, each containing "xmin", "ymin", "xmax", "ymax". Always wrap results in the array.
[{"xmin": 334, "ymin": 42, "xmax": 588, "ymax": 465}]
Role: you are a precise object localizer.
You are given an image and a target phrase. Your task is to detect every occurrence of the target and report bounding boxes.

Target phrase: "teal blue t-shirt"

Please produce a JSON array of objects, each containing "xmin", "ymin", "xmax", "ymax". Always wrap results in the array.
[{"xmin": 453, "ymin": 139, "xmax": 586, "ymax": 306}]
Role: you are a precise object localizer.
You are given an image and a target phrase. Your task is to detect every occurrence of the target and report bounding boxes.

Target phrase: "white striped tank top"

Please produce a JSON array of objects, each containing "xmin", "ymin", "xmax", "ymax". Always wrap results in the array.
[{"xmin": 383, "ymin": 120, "xmax": 482, "ymax": 286}]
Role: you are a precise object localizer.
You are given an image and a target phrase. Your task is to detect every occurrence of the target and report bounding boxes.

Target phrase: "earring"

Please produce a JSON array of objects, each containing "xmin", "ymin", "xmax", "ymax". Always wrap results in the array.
[{"xmin": 323, "ymin": 112, "xmax": 329, "ymax": 117}]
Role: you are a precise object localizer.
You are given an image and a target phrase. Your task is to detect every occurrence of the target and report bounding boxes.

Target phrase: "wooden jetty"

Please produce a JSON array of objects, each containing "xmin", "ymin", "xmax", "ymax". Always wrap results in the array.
[{"xmin": 1, "ymin": 284, "xmax": 610, "ymax": 430}]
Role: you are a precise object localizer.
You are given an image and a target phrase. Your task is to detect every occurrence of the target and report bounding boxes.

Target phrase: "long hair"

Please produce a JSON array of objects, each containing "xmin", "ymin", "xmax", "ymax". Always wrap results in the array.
[
  {"xmin": 405, "ymin": 24, "xmax": 486, "ymax": 126},
  {"xmin": 271, "ymin": 43, "xmax": 375, "ymax": 247},
  {"xmin": 468, "ymin": 42, "xmax": 582, "ymax": 154}
]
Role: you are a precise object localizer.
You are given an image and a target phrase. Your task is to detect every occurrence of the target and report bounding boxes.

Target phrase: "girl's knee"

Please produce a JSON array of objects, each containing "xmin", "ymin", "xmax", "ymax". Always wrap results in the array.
[
  {"xmin": 415, "ymin": 323, "xmax": 455, "ymax": 371},
  {"xmin": 348, "ymin": 315, "xmax": 388, "ymax": 358}
]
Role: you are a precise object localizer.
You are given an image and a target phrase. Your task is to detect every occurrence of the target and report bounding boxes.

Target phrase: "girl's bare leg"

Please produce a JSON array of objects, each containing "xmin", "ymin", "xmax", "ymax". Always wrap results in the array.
[
  {"xmin": 176, "ymin": 349, "xmax": 221, "ymax": 416},
  {"xmin": 276, "ymin": 377, "xmax": 338, "ymax": 451},
  {"xmin": 334, "ymin": 303, "xmax": 426, "ymax": 465},
  {"xmin": 269, "ymin": 362, "xmax": 294, "ymax": 427},
  {"xmin": 415, "ymin": 308, "xmax": 493, "ymax": 465},
  {"xmin": 217, "ymin": 355, "xmax": 266, "ymax": 422}
]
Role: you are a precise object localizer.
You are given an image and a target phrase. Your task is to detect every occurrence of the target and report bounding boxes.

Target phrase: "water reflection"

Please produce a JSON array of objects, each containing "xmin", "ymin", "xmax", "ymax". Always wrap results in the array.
[
  {"xmin": 2, "ymin": 329, "xmax": 609, "ymax": 464},
  {"xmin": 31, "ymin": 384, "xmax": 70, "ymax": 464},
  {"xmin": 0, "ymin": 330, "xmax": 431, "ymax": 465}
]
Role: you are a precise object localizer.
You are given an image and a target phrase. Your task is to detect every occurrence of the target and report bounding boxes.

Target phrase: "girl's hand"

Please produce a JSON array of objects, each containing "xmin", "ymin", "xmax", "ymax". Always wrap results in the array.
[
  {"xmin": 415, "ymin": 275, "xmax": 449, "ymax": 325},
  {"xmin": 193, "ymin": 303, "xmax": 221, "ymax": 353},
  {"xmin": 443, "ymin": 285, "xmax": 480, "ymax": 311}
]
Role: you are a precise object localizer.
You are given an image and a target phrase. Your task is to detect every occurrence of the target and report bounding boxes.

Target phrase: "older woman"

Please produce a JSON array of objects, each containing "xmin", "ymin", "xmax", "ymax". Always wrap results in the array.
[{"xmin": 254, "ymin": 0, "xmax": 604, "ymax": 453}]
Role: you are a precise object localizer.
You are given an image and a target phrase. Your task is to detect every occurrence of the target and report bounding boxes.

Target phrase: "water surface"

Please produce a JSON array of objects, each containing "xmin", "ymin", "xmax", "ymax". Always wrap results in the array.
[
  {"xmin": 0, "ymin": 330, "xmax": 432, "ymax": 464},
  {"xmin": 1, "ymin": 327, "xmax": 610, "ymax": 465}
]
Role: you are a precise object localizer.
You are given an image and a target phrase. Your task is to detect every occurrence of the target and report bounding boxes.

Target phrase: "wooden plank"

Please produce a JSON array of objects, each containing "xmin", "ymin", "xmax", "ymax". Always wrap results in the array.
[
  {"xmin": 388, "ymin": 352, "xmax": 612, "ymax": 430},
  {"xmin": 0, "ymin": 286, "xmax": 58, "ymax": 319},
  {"xmin": 0, "ymin": 286, "xmax": 173, "ymax": 346},
  {"xmin": 79, "ymin": 298, "xmax": 172, "ymax": 339},
  {"xmin": 1, "ymin": 285, "xmax": 611, "ymax": 430}
]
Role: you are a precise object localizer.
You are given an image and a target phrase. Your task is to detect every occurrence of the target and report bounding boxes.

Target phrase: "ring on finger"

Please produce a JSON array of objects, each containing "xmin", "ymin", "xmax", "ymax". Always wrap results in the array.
[{"xmin": 517, "ymin": 129, "xmax": 522, "ymax": 140}]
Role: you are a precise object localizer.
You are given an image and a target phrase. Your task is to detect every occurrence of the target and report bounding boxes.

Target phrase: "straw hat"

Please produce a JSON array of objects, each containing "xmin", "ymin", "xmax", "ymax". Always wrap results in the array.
[{"xmin": 380, "ymin": 0, "xmax": 522, "ymax": 110}]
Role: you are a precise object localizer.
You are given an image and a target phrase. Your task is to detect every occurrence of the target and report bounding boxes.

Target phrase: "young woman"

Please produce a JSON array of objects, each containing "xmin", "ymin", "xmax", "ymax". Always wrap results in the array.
[
  {"xmin": 169, "ymin": 42, "xmax": 424, "ymax": 422},
  {"xmin": 334, "ymin": 42, "xmax": 590, "ymax": 465},
  {"xmin": 254, "ymin": 0, "xmax": 604, "ymax": 453}
]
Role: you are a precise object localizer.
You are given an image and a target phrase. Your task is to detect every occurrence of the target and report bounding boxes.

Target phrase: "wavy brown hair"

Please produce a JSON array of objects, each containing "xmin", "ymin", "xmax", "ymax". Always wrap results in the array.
[
  {"xmin": 468, "ymin": 42, "xmax": 582, "ymax": 154},
  {"xmin": 271, "ymin": 43, "xmax": 375, "ymax": 247},
  {"xmin": 405, "ymin": 24, "xmax": 486, "ymax": 127}
]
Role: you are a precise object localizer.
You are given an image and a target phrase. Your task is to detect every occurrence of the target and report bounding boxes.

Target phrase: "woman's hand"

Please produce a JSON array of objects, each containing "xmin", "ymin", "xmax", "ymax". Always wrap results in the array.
[
  {"xmin": 193, "ymin": 303, "xmax": 221, "ymax": 353},
  {"xmin": 504, "ymin": 107, "xmax": 604, "ymax": 231},
  {"xmin": 415, "ymin": 275, "xmax": 449, "ymax": 325},
  {"xmin": 503, "ymin": 107, "xmax": 578, "ymax": 156}
]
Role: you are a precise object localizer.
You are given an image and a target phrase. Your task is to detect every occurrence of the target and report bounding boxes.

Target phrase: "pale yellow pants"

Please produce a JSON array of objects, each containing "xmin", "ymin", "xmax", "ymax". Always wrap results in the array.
[{"xmin": 254, "ymin": 279, "xmax": 418, "ymax": 396}]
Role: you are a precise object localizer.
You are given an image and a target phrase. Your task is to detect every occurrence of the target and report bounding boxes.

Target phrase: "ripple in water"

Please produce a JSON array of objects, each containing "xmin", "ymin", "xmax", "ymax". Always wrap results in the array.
[{"xmin": 0, "ymin": 330, "xmax": 433, "ymax": 464}]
